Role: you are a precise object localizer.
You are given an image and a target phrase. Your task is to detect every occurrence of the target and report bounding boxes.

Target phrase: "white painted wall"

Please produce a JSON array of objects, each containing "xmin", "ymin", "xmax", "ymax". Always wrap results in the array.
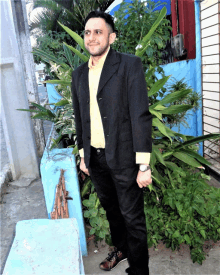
[
  {"xmin": 0, "ymin": 0, "xmax": 40, "ymax": 180},
  {"xmin": 200, "ymin": 0, "xmax": 220, "ymax": 167}
]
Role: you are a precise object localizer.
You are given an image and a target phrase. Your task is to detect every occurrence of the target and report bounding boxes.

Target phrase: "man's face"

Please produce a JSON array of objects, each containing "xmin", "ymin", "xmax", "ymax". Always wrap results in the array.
[{"xmin": 84, "ymin": 17, "xmax": 115, "ymax": 57}]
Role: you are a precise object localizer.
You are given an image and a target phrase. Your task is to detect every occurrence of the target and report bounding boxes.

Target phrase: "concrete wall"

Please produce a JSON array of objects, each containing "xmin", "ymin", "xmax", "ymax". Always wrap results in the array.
[{"xmin": 1, "ymin": 0, "xmax": 40, "ymax": 180}]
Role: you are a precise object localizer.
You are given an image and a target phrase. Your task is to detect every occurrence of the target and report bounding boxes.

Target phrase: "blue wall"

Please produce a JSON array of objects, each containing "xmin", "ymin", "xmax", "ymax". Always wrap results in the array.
[
  {"xmin": 155, "ymin": 59, "xmax": 198, "ymax": 133},
  {"xmin": 154, "ymin": 1, "xmax": 203, "ymax": 155},
  {"xmin": 46, "ymin": 83, "xmax": 63, "ymax": 111}
]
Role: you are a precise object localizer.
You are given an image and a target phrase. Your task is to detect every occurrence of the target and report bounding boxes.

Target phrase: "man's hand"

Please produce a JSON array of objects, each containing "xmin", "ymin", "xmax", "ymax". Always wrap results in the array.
[
  {"xmin": 136, "ymin": 169, "xmax": 152, "ymax": 188},
  {"xmin": 80, "ymin": 157, "xmax": 90, "ymax": 176}
]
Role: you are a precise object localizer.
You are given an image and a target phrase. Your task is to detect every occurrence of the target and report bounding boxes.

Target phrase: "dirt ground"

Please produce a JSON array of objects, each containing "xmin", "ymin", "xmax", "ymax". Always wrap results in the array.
[
  {"xmin": 85, "ymin": 224, "xmax": 220, "ymax": 262},
  {"xmin": 83, "ymin": 223, "xmax": 220, "ymax": 275}
]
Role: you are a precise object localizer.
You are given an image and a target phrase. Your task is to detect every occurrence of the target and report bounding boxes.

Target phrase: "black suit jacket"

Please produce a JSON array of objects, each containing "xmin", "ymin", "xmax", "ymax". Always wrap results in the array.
[{"xmin": 71, "ymin": 47, "xmax": 152, "ymax": 169}]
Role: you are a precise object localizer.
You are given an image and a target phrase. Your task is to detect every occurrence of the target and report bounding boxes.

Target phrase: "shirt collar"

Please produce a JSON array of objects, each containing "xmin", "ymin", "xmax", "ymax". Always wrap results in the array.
[{"xmin": 88, "ymin": 46, "xmax": 110, "ymax": 69}]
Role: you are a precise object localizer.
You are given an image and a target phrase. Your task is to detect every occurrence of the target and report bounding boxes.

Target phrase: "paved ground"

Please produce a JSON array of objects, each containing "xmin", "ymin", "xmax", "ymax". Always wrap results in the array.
[{"xmin": 1, "ymin": 175, "xmax": 219, "ymax": 275}]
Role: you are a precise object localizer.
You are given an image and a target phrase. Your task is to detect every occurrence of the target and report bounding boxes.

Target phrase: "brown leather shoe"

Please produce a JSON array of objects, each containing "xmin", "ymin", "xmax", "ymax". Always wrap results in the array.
[{"xmin": 99, "ymin": 247, "xmax": 127, "ymax": 271}]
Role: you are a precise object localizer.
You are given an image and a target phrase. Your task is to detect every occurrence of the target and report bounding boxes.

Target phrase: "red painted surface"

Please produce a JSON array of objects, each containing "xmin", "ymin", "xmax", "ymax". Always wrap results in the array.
[{"xmin": 171, "ymin": 0, "xmax": 196, "ymax": 61}]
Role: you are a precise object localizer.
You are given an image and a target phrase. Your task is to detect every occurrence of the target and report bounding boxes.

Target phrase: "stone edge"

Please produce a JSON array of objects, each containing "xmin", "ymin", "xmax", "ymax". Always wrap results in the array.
[{"xmin": 0, "ymin": 163, "xmax": 12, "ymax": 201}]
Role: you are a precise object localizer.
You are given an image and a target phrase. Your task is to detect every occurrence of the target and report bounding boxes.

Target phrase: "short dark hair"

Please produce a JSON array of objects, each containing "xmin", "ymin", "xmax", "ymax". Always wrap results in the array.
[{"xmin": 84, "ymin": 10, "xmax": 117, "ymax": 34}]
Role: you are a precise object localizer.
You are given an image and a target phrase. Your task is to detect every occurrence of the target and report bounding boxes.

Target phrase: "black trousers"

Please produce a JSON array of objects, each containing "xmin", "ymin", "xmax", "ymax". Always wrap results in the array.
[{"xmin": 87, "ymin": 146, "xmax": 150, "ymax": 275}]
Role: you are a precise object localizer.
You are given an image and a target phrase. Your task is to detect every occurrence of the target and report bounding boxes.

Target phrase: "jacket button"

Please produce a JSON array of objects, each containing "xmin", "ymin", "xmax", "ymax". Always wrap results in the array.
[
  {"xmin": 86, "ymin": 119, "xmax": 89, "ymax": 122},
  {"xmin": 99, "ymin": 98, "xmax": 102, "ymax": 100},
  {"xmin": 104, "ymin": 117, "xmax": 107, "ymax": 119},
  {"xmin": 106, "ymin": 134, "xmax": 109, "ymax": 137},
  {"xmin": 87, "ymin": 100, "xmax": 89, "ymax": 104},
  {"xmin": 87, "ymin": 136, "xmax": 90, "ymax": 140}
]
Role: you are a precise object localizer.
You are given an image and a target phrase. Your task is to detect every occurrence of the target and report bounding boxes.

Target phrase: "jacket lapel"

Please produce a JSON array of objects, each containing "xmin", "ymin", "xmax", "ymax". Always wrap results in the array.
[
  {"xmin": 97, "ymin": 48, "xmax": 120, "ymax": 97},
  {"xmin": 80, "ymin": 48, "xmax": 120, "ymax": 101},
  {"xmin": 81, "ymin": 64, "xmax": 90, "ymax": 102}
]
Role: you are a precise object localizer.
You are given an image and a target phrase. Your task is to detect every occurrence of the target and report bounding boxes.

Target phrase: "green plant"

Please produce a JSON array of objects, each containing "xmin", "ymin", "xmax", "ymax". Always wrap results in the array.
[
  {"xmin": 144, "ymin": 170, "xmax": 220, "ymax": 265},
  {"xmin": 82, "ymin": 193, "xmax": 112, "ymax": 245},
  {"xmin": 28, "ymin": 0, "xmax": 115, "ymax": 70},
  {"xmin": 33, "ymin": 30, "xmax": 73, "ymax": 76},
  {"xmin": 112, "ymin": 0, "xmax": 172, "ymax": 68}
]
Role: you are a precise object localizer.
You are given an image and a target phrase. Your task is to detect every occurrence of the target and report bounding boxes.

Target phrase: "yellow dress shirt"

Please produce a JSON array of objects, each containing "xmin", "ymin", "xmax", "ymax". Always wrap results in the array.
[{"xmin": 79, "ymin": 46, "xmax": 151, "ymax": 164}]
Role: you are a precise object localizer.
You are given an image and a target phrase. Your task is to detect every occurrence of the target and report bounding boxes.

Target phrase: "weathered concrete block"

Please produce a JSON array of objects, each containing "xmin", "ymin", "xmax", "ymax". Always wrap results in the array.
[{"xmin": 2, "ymin": 218, "xmax": 85, "ymax": 275}]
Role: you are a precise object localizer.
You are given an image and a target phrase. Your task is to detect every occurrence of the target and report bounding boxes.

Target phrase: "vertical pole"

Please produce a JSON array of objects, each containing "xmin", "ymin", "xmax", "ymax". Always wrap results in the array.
[{"xmin": 10, "ymin": 0, "xmax": 46, "ymax": 157}]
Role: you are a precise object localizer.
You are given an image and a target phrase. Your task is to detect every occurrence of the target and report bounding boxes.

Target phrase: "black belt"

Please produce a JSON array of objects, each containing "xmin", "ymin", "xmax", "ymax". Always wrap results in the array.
[{"xmin": 91, "ymin": 146, "xmax": 105, "ymax": 154}]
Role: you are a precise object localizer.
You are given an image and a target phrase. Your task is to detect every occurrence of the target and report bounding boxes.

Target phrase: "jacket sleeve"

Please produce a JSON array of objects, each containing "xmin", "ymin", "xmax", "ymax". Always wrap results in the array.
[
  {"xmin": 127, "ymin": 57, "xmax": 152, "ymax": 153},
  {"xmin": 71, "ymin": 71, "xmax": 84, "ymax": 151}
]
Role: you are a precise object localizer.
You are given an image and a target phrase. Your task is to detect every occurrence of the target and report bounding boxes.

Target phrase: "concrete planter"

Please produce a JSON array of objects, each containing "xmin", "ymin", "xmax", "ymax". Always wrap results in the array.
[{"xmin": 40, "ymin": 84, "xmax": 87, "ymax": 256}]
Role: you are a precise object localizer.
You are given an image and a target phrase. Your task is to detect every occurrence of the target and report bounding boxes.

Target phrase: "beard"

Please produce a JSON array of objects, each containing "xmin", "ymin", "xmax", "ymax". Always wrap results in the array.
[{"xmin": 85, "ymin": 39, "xmax": 110, "ymax": 57}]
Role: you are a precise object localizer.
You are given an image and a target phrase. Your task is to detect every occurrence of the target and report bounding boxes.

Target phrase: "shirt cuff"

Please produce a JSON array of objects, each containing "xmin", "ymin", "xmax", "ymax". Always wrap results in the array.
[
  {"xmin": 79, "ymin": 148, "xmax": 84, "ymax": 158},
  {"xmin": 136, "ymin": 152, "xmax": 151, "ymax": 165}
]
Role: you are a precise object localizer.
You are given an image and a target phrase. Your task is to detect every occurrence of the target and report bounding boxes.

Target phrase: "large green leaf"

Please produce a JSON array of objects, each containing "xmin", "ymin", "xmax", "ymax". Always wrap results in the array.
[
  {"xmin": 162, "ymin": 151, "xmax": 174, "ymax": 159},
  {"xmin": 31, "ymin": 112, "xmax": 54, "ymax": 120},
  {"xmin": 135, "ymin": 7, "xmax": 167, "ymax": 57},
  {"xmin": 160, "ymin": 104, "xmax": 192, "ymax": 115},
  {"xmin": 154, "ymin": 105, "xmax": 166, "ymax": 111},
  {"xmin": 46, "ymin": 109, "xmax": 56, "ymax": 118},
  {"xmin": 164, "ymin": 161, "xmax": 178, "ymax": 170},
  {"xmin": 16, "ymin": 108, "xmax": 42, "ymax": 113},
  {"xmin": 151, "ymin": 169, "xmax": 165, "ymax": 188},
  {"xmin": 162, "ymin": 124, "xmax": 188, "ymax": 141},
  {"xmin": 54, "ymin": 99, "xmax": 69, "ymax": 106},
  {"xmin": 43, "ymin": 80, "xmax": 71, "ymax": 86},
  {"xmin": 152, "ymin": 118, "xmax": 172, "ymax": 143},
  {"xmin": 63, "ymin": 42, "xmax": 89, "ymax": 63},
  {"xmin": 135, "ymin": 41, "xmax": 151, "ymax": 57},
  {"xmin": 30, "ymin": 102, "xmax": 48, "ymax": 111},
  {"xmin": 58, "ymin": 21, "xmax": 90, "ymax": 57},
  {"xmin": 148, "ymin": 75, "xmax": 171, "ymax": 97},
  {"xmin": 173, "ymin": 152, "xmax": 201, "ymax": 168},
  {"xmin": 175, "ymin": 133, "xmax": 220, "ymax": 149},
  {"xmin": 151, "ymin": 89, "xmax": 191, "ymax": 108},
  {"xmin": 32, "ymin": 49, "xmax": 69, "ymax": 69},
  {"xmin": 179, "ymin": 149, "xmax": 211, "ymax": 166},
  {"xmin": 149, "ymin": 109, "xmax": 162, "ymax": 120},
  {"xmin": 150, "ymin": 150, "xmax": 157, "ymax": 167},
  {"xmin": 153, "ymin": 146, "xmax": 166, "ymax": 166},
  {"xmin": 63, "ymin": 43, "xmax": 75, "ymax": 70}
]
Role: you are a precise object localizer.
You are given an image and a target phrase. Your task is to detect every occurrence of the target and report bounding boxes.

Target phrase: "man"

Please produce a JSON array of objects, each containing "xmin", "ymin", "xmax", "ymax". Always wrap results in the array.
[{"xmin": 71, "ymin": 10, "xmax": 152, "ymax": 275}]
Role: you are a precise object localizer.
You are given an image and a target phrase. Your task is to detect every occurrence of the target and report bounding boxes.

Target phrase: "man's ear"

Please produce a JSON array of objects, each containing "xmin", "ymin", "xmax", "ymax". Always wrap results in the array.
[{"xmin": 109, "ymin": 32, "xmax": 116, "ymax": 45}]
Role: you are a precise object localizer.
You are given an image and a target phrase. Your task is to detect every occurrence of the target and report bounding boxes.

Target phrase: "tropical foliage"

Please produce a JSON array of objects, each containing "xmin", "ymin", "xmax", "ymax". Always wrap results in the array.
[
  {"xmin": 18, "ymin": 1, "xmax": 220, "ymax": 265},
  {"xmin": 28, "ymin": 0, "xmax": 115, "ymax": 68}
]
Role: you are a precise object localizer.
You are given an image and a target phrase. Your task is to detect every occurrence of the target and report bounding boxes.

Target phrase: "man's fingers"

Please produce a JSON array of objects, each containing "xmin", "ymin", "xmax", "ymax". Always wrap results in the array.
[
  {"xmin": 137, "ymin": 181, "xmax": 144, "ymax": 188},
  {"xmin": 86, "ymin": 170, "xmax": 90, "ymax": 176},
  {"xmin": 137, "ymin": 180, "xmax": 152, "ymax": 188},
  {"xmin": 83, "ymin": 169, "xmax": 90, "ymax": 176}
]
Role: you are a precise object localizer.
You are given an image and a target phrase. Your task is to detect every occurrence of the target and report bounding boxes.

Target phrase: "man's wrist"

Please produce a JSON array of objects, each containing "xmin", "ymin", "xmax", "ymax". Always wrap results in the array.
[{"xmin": 139, "ymin": 164, "xmax": 150, "ymax": 172}]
